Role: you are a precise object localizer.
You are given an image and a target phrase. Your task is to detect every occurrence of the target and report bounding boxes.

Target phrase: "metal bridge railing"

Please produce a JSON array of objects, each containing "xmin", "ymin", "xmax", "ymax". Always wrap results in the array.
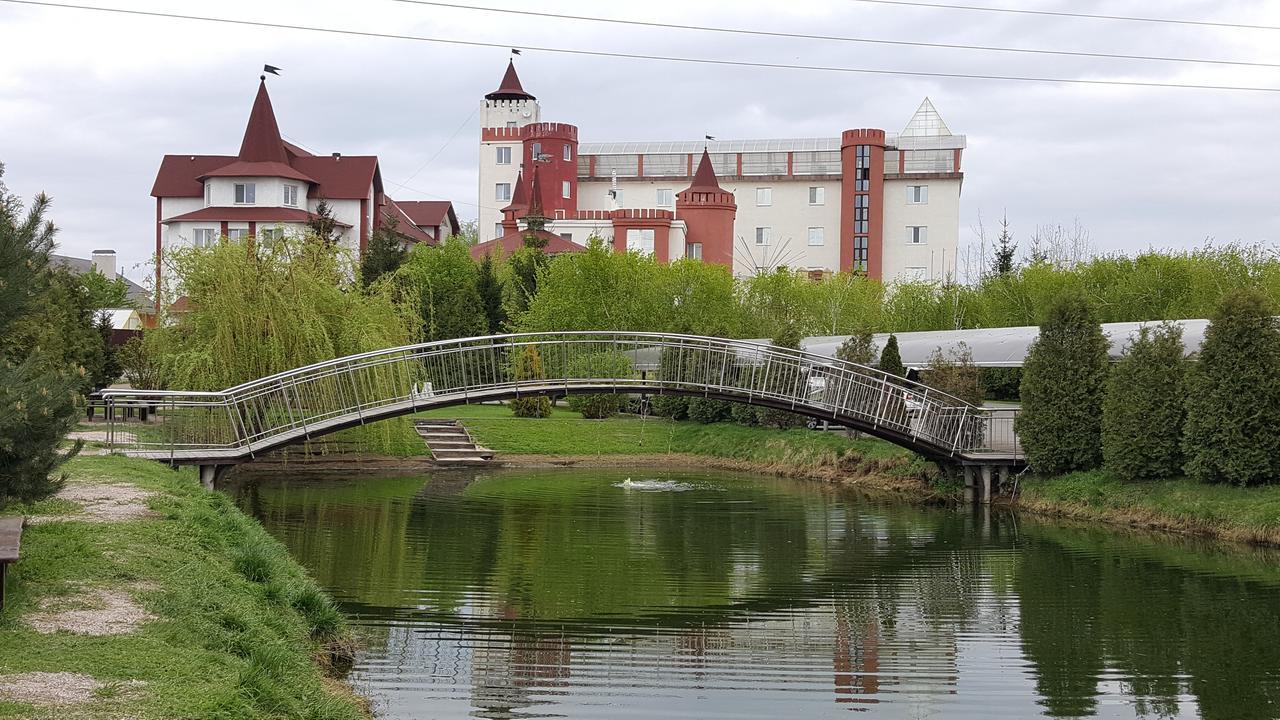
[{"xmin": 99, "ymin": 332, "xmax": 1021, "ymax": 462}]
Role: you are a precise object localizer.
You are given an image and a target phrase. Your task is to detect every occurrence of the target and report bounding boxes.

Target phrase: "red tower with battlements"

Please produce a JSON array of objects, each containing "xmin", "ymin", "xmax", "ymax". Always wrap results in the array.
[
  {"xmin": 522, "ymin": 123, "xmax": 578, "ymax": 220},
  {"xmin": 676, "ymin": 150, "xmax": 737, "ymax": 270}
]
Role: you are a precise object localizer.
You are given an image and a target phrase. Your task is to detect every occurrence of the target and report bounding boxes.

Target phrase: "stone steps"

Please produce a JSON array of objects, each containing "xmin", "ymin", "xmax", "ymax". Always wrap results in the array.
[{"xmin": 413, "ymin": 420, "xmax": 493, "ymax": 465}]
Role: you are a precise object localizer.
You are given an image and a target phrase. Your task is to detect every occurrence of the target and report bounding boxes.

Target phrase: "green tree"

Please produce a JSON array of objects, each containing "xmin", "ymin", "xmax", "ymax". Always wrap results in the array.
[
  {"xmin": 757, "ymin": 324, "xmax": 807, "ymax": 430},
  {"xmin": 878, "ymin": 335, "xmax": 906, "ymax": 378},
  {"xmin": 1016, "ymin": 290, "xmax": 1110, "ymax": 475},
  {"xmin": 360, "ymin": 219, "xmax": 407, "ymax": 287},
  {"xmin": 1183, "ymin": 289, "xmax": 1280, "ymax": 486},
  {"xmin": 920, "ymin": 342, "xmax": 984, "ymax": 407},
  {"xmin": 991, "ymin": 213, "xmax": 1017, "ymax": 276},
  {"xmin": 81, "ymin": 267, "xmax": 131, "ymax": 309},
  {"xmin": 1101, "ymin": 324, "xmax": 1186, "ymax": 482},
  {"xmin": 0, "ymin": 163, "xmax": 81, "ymax": 505},
  {"xmin": 476, "ymin": 252, "xmax": 507, "ymax": 334},
  {"xmin": 510, "ymin": 345, "xmax": 552, "ymax": 418},
  {"xmin": 396, "ymin": 240, "xmax": 485, "ymax": 342},
  {"xmin": 835, "ymin": 330, "xmax": 877, "ymax": 367},
  {"xmin": 565, "ymin": 351, "xmax": 632, "ymax": 419},
  {"xmin": 305, "ymin": 198, "xmax": 341, "ymax": 247}
]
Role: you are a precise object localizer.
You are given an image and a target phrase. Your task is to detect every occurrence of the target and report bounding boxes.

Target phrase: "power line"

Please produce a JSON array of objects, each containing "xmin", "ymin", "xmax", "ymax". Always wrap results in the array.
[
  {"xmin": 846, "ymin": 0, "xmax": 1280, "ymax": 32},
  {"xmin": 4, "ymin": 0, "xmax": 1280, "ymax": 93},
  {"xmin": 394, "ymin": 0, "xmax": 1280, "ymax": 69},
  {"xmin": 400, "ymin": 106, "xmax": 478, "ymax": 187}
]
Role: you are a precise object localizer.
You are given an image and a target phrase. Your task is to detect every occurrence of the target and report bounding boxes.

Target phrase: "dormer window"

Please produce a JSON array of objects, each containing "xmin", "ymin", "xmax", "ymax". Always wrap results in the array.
[
  {"xmin": 234, "ymin": 183, "xmax": 256, "ymax": 204},
  {"xmin": 282, "ymin": 184, "xmax": 299, "ymax": 207}
]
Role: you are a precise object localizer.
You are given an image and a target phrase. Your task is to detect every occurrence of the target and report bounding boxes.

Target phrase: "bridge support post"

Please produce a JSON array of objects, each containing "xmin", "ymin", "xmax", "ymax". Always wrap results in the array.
[
  {"xmin": 980, "ymin": 465, "xmax": 993, "ymax": 505},
  {"xmin": 962, "ymin": 466, "xmax": 976, "ymax": 504},
  {"xmin": 198, "ymin": 464, "xmax": 226, "ymax": 491}
]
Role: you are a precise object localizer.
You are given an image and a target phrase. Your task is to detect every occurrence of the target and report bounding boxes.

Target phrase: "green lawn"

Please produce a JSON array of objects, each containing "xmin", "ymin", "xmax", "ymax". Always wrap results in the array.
[
  {"xmin": 1019, "ymin": 470, "xmax": 1280, "ymax": 545},
  {"xmin": 412, "ymin": 403, "xmax": 917, "ymax": 472},
  {"xmin": 0, "ymin": 456, "xmax": 365, "ymax": 719}
]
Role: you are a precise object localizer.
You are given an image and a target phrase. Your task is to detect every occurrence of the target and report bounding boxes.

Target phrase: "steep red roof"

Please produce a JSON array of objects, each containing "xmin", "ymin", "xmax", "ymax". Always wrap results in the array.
[
  {"xmin": 197, "ymin": 160, "xmax": 316, "ymax": 184},
  {"xmin": 238, "ymin": 79, "xmax": 289, "ymax": 164},
  {"xmin": 160, "ymin": 206, "xmax": 350, "ymax": 227},
  {"xmin": 502, "ymin": 171, "xmax": 529, "ymax": 214},
  {"xmin": 291, "ymin": 156, "xmax": 381, "ymax": 199},
  {"xmin": 525, "ymin": 164, "xmax": 546, "ymax": 218},
  {"xmin": 685, "ymin": 149, "xmax": 722, "ymax": 192},
  {"xmin": 485, "ymin": 60, "xmax": 536, "ymax": 101},
  {"xmin": 382, "ymin": 199, "xmax": 436, "ymax": 244},
  {"xmin": 394, "ymin": 200, "xmax": 460, "ymax": 236},
  {"xmin": 470, "ymin": 229, "xmax": 586, "ymax": 259}
]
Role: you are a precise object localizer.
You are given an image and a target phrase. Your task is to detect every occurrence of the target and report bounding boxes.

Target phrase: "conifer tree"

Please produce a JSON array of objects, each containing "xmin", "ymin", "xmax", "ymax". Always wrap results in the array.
[
  {"xmin": 1016, "ymin": 289, "xmax": 1110, "ymax": 475},
  {"xmin": 476, "ymin": 253, "xmax": 507, "ymax": 334},
  {"xmin": 1183, "ymin": 289, "xmax": 1280, "ymax": 486},
  {"xmin": 1102, "ymin": 324, "xmax": 1186, "ymax": 482},
  {"xmin": 991, "ymin": 213, "xmax": 1017, "ymax": 276},
  {"xmin": 0, "ymin": 163, "xmax": 81, "ymax": 506},
  {"xmin": 360, "ymin": 220, "xmax": 407, "ymax": 287},
  {"xmin": 878, "ymin": 335, "xmax": 906, "ymax": 378},
  {"xmin": 510, "ymin": 345, "xmax": 552, "ymax": 418}
]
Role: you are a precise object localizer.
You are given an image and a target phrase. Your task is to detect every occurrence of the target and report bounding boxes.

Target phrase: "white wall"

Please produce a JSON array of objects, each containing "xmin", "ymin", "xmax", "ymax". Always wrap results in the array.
[
  {"xmin": 205, "ymin": 177, "xmax": 306, "ymax": 209},
  {"xmin": 880, "ymin": 177, "xmax": 961, "ymax": 283},
  {"xmin": 578, "ymin": 178, "xmax": 843, "ymax": 274},
  {"xmin": 478, "ymin": 97, "xmax": 540, "ymax": 238}
]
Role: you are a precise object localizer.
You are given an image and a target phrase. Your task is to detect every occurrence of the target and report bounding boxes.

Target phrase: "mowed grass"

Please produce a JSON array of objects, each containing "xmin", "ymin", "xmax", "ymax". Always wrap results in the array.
[
  {"xmin": 413, "ymin": 403, "xmax": 915, "ymax": 470},
  {"xmin": 1019, "ymin": 470, "xmax": 1280, "ymax": 545},
  {"xmin": 0, "ymin": 456, "xmax": 365, "ymax": 720}
]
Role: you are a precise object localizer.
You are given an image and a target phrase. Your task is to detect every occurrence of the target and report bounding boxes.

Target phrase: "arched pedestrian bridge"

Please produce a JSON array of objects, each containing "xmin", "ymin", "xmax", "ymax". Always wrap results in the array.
[{"xmin": 100, "ymin": 332, "xmax": 1021, "ymax": 477}]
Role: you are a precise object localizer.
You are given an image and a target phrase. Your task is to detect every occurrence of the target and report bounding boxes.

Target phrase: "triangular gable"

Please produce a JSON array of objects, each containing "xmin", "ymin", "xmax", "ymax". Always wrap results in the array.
[{"xmin": 901, "ymin": 98, "xmax": 952, "ymax": 137}]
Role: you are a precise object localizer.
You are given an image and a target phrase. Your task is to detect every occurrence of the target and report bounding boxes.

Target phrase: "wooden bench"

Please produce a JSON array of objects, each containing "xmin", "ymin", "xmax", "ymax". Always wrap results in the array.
[{"xmin": 0, "ymin": 516, "xmax": 22, "ymax": 612}]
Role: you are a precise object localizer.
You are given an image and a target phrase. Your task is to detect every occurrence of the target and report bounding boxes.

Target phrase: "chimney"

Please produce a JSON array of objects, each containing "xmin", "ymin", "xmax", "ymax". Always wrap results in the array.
[
  {"xmin": 91, "ymin": 249, "xmax": 117, "ymax": 280},
  {"xmin": 332, "ymin": 152, "xmax": 342, "ymax": 161}
]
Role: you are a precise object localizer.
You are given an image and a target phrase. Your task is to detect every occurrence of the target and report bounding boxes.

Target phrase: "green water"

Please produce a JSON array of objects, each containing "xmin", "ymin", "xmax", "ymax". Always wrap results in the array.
[{"xmin": 233, "ymin": 468, "xmax": 1280, "ymax": 719}]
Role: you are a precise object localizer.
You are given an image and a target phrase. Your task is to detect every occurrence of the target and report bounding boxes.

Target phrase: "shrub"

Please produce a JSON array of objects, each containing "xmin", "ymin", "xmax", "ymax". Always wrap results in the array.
[
  {"xmin": 835, "ymin": 331, "xmax": 877, "ymax": 366},
  {"xmin": 565, "ymin": 351, "xmax": 632, "ymax": 419},
  {"xmin": 1102, "ymin": 324, "xmax": 1187, "ymax": 481},
  {"xmin": 687, "ymin": 398, "xmax": 733, "ymax": 423},
  {"xmin": 649, "ymin": 394, "xmax": 688, "ymax": 419},
  {"xmin": 1015, "ymin": 289, "xmax": 1110, "ymax": 475},
  {"xmin": 919, "ymin": 342, "xmax": 984, "ymax": 407},
  {"xmin": 757, "ymin": 325, "xmax": 808, "ymax": 430},
  {"xmin": 729, "ymin": 400, "xmax": 760, "ymax": 426},
  {"xmin": 510, "ymin": 345, "xmax": 552, "ymax": 418},
  {"xmin": 981, "ymin": 367, "xmax": 1022, "ymax": 401},
  {"xmin": 1183, "ymin": 289, "xmax": 1280, "ymax": 486}
]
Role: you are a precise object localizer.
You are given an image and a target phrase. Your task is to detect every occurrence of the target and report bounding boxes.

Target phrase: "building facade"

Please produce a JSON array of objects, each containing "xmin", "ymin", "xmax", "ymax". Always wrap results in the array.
[
  {"xmin": 152, "ymin": 78, "xmax": 456, "ymax": 310},
  {"xmin": 477, "ymin": 62, "xmax": 965, "ymax": 281}
]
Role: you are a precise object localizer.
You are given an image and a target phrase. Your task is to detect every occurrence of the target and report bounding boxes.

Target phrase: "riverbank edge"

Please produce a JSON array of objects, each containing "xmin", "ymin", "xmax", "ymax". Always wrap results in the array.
[{"xmin": 0, "ymin": 456, "xmax": 372, "ymax": 719}]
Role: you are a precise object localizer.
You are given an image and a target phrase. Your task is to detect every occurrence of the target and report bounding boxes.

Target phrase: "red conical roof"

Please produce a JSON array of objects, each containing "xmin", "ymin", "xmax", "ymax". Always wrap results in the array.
[
  {"xmin": 485, "ymin": 60, "xmax": 536, "ymax": 101},
  {"xmin": 238, "ymin": 79, "xmax": 289, "ymax": 164},
  {"xmin": 502, "ymin": 171, "xmax": 529, "ymax": 212},
  {"xmin": 685, "ymin": 149, "xmax": 722, "ymax": 193},
  {"xmin": 525, "ymin": 163, "xmax": 546, "ymax": 219}
]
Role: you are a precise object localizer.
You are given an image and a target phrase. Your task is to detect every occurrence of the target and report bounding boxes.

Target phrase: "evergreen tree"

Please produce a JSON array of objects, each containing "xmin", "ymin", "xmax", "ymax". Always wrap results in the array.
[
  {"xmin": 0, "ymin": 163, "xmax": 81, "ymax": 506},
  {"xmin": 1183, "ymin": 289, "xmax": 1280, "ymax": 486},
  {"xmin": 305, "ymin": 199, "xmax": 341, "ymax": 246},
  {"xmin": 476, "ymin": 252, "xmax": 507, "ymax": 334},
  {"xmin": 878, "ymin": 334, "xmax": 906, "ymax": 378},
  {"xmin": 1102, "ymin": 324, "xmax": 1186, "ymax": 482},
  {"xmin": 991, "ymin": 213, "xmax": 1017, "ymax": 276},
  {"xmin": 835, "ymin": 330, "xmax": 877, "ymax": 367},
  {"xmin": 510, "ymin": 345, "xmax": 552, "ymax": 418},
  {"xmin": 360, "ymin": 219, "xmax": 407, "ymax": 287},
  {"xmin": 1016, "ymin": 289, "xmax": 1110, "ymax": 475}
]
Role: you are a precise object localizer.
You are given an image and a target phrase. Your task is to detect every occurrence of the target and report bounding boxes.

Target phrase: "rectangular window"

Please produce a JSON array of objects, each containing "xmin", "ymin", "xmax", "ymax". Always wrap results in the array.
[
  {"xmin": 854, "ymin": 236, "xmax": 869, "ymax": 272},
  {"xmin": 656, "ymin": 188, "xmax": 673, "ymax": 207},
  {"xmin": 808, "ymin": 186, "xmax": 824, "ymax": 205},
  {"xmin": 756, "ymin": 187, "xmax": 772, "ymax": 206},
  {"xmin": 562, "ymin": 144, "xmax": 572, "ymax": 161},
  {"xmin": 561, "ymin": 180, "xmax": 571, "ymax": 199},
  {"xmin": 282, "ymin": 184, "xmax": 299, "ymax": 207},
  {"xmin": 260, "ymin": 227, "xmax": 281, "ymax": 241},
  {"xmin": 907, "ymin": 185, "xmax": 928, "ymax": 204},
  {"xmin": 227, "ymin": 228, "xmax": 248, "ymax": 240},
  {"xmin": 609, "ymin": 188, "xmax": 624, "ymax": 206},
  {"xmin": 755, "ymin": 226, "xmax": 771, "ymax": 245},
  {"xmin": 192, "ymin": 228, "xmax": 215, "ymax": 248},
  {"xmin": 808, "ymin": 227, "xmax": 824, "ymax": 246},
  {"xmin": 855, "ymin": 220, "xmax": 868, "ymax": 234},
  {"xmin": 531, "ymin": 142, "xmax": 542, "ymax": 158},
  {"xmin": 908, "ymin": 226, "xmax": 928, "ymax": 244},
  {"xmin": 496, "ymin": 146, "xmax": 512, "ymax": 164},
  {"xmin": 234, "ymin": 183, "xmax": 255, "ymax": 204},
  {"xmin": 495, "ymin": 183, "xmax": 512, "ymax": 201},
  {"xmin": 560, "ymin": 232, "xmax": 573, "ymax": 243},
  {"xmin": 687, "ymin": 242, "xmax": 702, "ymax": 260},
  {"xmin": 855, "ymin": 194, "xmax": 869, "ymax": 208},
  {"xmin": 494, "ymin": 223, "xmax": 504, "ymax": 238},
  {"xmin": 642, "ymin": 154, "xmax": 685, "ymax": 177},
  {"xmin": 203, "ymin": 183, "xmax": 211, "ymax": 207},
  {"xmin": 626, "ymin": 228, "xmax": 655, "ymax": 255},
  {"xmin": 505, "ymin": 120, "xmax": 517, "ymax": 128}
]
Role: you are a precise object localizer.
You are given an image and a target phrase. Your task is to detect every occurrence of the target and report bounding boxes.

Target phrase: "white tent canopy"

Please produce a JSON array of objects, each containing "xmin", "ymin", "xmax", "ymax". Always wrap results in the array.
[{"xmin": 799, "ymin": 319, "xmax": 1212, "ymax": 368}]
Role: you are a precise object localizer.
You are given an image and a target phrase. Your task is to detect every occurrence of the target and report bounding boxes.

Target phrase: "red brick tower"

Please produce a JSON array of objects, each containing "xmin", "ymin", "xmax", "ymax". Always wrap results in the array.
[
  {"xmin": 840, "ymin": 129, "xmax": 886, "ymax": 278},
  {"xmin": 522, "ymin": 122, "xmax": 578, "ymax": 219},
  {"xmin": 676, "ymin": 150, "xmax": 737, "ymax": 269}
]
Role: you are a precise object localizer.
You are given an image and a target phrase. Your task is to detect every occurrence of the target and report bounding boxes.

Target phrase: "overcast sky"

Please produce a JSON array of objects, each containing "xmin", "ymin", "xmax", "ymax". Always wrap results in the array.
[{"xmin": 1, "ymin": 0, "xmax": 1277, "ymax": 285}]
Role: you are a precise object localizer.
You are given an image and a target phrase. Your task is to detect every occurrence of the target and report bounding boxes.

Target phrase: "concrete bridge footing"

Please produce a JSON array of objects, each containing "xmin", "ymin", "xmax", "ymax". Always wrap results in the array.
[
  {"xmin": 197, "ymin": 464, "xmax": 232, "ymax": 491},
  {"xmin": 962, "ymin": 464, "xmax": 1012, "ymax": 505}
]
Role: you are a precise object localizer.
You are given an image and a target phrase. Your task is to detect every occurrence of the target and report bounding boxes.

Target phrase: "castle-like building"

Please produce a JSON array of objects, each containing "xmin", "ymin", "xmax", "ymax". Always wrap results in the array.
[{"xmin": 476, "ymin": 61, "xmax": 965, "ymax": 281}]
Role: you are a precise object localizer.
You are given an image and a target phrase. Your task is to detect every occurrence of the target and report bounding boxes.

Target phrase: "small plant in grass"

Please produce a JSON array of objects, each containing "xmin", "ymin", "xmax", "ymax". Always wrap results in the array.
[
  {"xmin": 1102, "ymin": 323, "xmax": 1187, "ymax": 482},
  {"xmin": 232, "ymin": 542, "xmax": 279, "ymax": 583},
  {"xmin": 565, "ymin": 351, "xmax": 632, "ymax": 419},
  {"xmin": 1183, "ymin": 288, "xmax": 1280, "ymax": 486},
  {"xmin": 510, "ymin": 345, "xmax": 552, "ymax": 418},
  {"xmin": 291, "ymin": 585, "xmax": 343, "ymax": 641},
  {"xmin": 1016, "ymin": 289, "xmax": 1110, "ymax": 475}
]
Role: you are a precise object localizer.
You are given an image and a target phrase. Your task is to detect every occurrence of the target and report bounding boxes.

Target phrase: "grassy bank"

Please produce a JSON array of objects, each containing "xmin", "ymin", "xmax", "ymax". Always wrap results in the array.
[
  {"xmin": 0, "ymin": 456, "xmax": 366, "ymax": 719},
  {"xmin": 1019, "ymin": 470, "xmax": 1280, "ymax": 545}
]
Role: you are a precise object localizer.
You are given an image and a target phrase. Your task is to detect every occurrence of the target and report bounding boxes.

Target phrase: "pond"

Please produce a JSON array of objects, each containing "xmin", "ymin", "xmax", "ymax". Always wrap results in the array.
[{"xmin": 233, "ymin": 467, "xmax": 1280, "ymax": 719}]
